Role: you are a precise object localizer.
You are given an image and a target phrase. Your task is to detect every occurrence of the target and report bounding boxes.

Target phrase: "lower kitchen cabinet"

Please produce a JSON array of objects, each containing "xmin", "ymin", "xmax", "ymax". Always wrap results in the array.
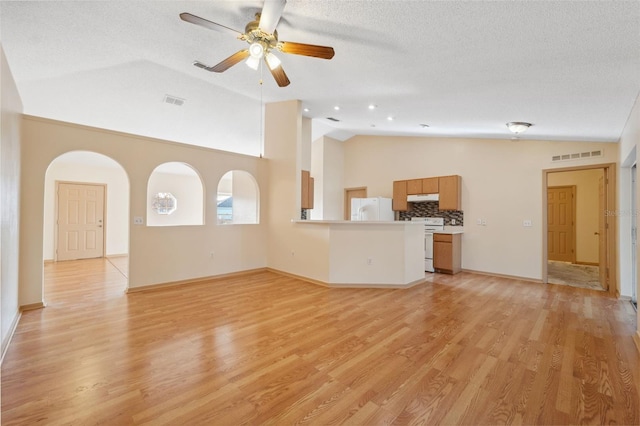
[{"xmin": 433, "ymin": 233, "xmax": 461, "ymax": 274}]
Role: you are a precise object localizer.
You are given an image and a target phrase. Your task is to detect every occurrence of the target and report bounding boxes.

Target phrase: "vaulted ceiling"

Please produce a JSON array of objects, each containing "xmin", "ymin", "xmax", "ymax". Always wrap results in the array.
[{"xmin": 2, "ymin": 1, "xmax": 639, "ymax": 156}]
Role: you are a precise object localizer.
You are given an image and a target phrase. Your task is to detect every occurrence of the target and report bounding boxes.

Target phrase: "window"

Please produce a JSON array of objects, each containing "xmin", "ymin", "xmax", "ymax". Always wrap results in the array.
[
  {"xmin": 217, "ymin": 170, "xmax": 259, "ymax": 224},
  {"xmin": 147, "ymin": 162, "xmax": 203, "ymax": 226}
]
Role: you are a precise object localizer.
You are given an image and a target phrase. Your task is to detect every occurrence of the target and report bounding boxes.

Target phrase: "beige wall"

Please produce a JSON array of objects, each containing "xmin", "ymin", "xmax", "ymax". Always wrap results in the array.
[
  {"xmin": 231, "ymin": 170, "xmax": 259, "ymax": 224},
  {"xmin": 1, "ymin": 45, "xmax": 23, "ymax": 358},
  {"xmin": 20, "ymin": 115, "xmax": 268, "ymax": 305},
  {"xmin": 310, "ymin": 136, "xmax": 345, "ymax": 221},
  {"xmin": 342, "ymin": 135, "xmax": 618, "ymax": 280},
  {"xmin": 548, "ymin": 169, "xmax": 603, "ymax": 264}
]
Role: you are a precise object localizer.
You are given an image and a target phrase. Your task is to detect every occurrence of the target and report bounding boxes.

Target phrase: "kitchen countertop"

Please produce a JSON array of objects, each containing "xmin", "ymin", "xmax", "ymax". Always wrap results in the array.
[{"xmin": 435, "ymin": 227, "xmax": 464, "ymax": 234}]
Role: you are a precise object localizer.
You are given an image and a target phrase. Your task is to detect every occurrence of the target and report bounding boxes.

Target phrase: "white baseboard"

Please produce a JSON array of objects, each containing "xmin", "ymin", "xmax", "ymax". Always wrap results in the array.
[{"xmin": 1, "ymin": 310, "xmax": 22, "ymax": 365}]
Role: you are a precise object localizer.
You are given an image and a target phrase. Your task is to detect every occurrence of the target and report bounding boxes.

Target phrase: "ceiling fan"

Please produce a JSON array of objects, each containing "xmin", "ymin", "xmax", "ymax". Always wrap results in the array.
[{"xmin": 180, "ymin": 0, "xmax": 335, "ymax": 87}]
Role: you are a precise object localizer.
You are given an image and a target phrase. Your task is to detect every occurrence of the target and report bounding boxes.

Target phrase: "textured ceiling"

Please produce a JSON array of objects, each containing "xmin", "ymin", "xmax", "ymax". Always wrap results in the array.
[{"xmin": 1, "ymin": 1, "xmax": 639, "ymax": 156}]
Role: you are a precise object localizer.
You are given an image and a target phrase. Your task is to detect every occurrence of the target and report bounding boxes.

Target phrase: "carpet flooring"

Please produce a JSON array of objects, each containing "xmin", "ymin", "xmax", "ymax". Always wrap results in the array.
[{"xmin": 547, "ymin": 260, "xmax": 604, "ymax": 291}]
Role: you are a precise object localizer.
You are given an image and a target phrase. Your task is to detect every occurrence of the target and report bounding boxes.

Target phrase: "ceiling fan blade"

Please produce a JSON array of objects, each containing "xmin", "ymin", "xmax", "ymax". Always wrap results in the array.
[
  {"xmin": 258, "ymin": 0, "xmax": 287, "ymax": 34},
  {"xmin": 209, "ymin": 50, "xmax": 250, "ymax": 73},
  {"xmin": 278, "ymin": 41, "xmax": 335, "ymax": 59},
  {"xmin": 266, "ymin": 61, "xmax": 290, "ymax": 87},
  {"xmin": 180, "ymin": 13, "xmax": 242, "ymax": 37}
]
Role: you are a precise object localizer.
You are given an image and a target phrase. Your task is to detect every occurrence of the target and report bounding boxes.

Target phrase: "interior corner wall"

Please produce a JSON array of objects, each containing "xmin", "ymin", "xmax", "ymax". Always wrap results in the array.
[
  {"xmin": 310, "ymin": 135, "xmax": 345, "ymax": 221},
  {"xmin": 1, "ymin": 44, "xmax": 23, "ymax": 358},
  {"xmin": 320, "ymin": 136, "xmax": 345, "ymax": 220},
  {"xmin": 264, "ymin": 100, "xmax": 330, "ymax": 282},
  {"xmin": 342, "ymin": 135, "xmax": 618, "ymax": 280}
]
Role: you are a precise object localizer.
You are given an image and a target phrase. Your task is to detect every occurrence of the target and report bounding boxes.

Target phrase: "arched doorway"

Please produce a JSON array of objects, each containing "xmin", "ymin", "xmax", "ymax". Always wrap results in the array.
[{"xmin": 43, "ymin": 151, "xmax": 130, "ymax": 302}]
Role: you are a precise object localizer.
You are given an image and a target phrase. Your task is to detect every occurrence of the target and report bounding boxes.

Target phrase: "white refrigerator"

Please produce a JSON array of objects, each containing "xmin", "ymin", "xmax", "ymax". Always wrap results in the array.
[{"xmin": 350, "ymin": 197, "xmax": 394, "ymax": 221}]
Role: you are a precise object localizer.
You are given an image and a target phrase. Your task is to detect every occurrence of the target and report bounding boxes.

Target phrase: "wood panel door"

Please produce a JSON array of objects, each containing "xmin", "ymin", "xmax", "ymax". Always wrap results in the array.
[
  {"xmin": 345, "ymin": 187, "xmax": 367, "ymax": 220},
  {"xmin": 598, "ymin": 175, "xmax": 608, "ymax": 289},
  {"xmin": 547, "ymin": 186, "xmax": 575, "ymax": 263},
  {"xmin": 57, "ymin": 182, "xmax": 105, "ymax": 261}
]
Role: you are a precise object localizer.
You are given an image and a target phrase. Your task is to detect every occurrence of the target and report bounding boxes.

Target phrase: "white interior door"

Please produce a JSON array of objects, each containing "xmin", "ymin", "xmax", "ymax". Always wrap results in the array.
[{"xmin": 57, "ymin": 182, "xmax": 105, "ymax": 261}]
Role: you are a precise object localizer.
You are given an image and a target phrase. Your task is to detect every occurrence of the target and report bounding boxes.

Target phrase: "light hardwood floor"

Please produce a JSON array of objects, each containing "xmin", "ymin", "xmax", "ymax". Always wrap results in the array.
[{"xmin": 2, "ymin": 259, "xmax": 639, "ymax": 425}]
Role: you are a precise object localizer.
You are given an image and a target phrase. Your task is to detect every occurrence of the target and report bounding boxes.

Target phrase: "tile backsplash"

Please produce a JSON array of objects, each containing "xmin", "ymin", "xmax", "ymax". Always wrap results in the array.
[{"xmin": 398, "ymin": 201, "xmax": 464, "ymax": 226}]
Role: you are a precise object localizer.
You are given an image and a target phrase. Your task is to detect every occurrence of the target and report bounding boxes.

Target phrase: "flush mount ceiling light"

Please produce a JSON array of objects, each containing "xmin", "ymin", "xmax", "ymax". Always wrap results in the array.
[{"xmin": 506, "ymin": 122, "xmax": 532, "ymax": 134}]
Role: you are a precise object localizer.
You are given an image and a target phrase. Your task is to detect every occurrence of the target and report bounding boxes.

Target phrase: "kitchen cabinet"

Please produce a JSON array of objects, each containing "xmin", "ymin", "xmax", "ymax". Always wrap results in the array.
[
  {"xmin": 392, "ymin": 175, "xmax": 462, "ymax": 211},
  {"xmin": 392, "ymin": 180, "xmax": 408, "ymax": 211},
  {"xmin": 421, "ymin": 177, "xmax": 439, "ymax": 194},
  {"xmin": 438, "ymin": 175, "xmax": 461, "ymax": 210},
  {"xmin": 301, "ymin": 170, "xmax": 314, "ymax": 209},
  {"xmin": 406, "ymin": 179, "xmax": 423, "ymax": 195},
  {"xmin": 433, "ymin": 233, "xmax": 461, "ymax": 274}
]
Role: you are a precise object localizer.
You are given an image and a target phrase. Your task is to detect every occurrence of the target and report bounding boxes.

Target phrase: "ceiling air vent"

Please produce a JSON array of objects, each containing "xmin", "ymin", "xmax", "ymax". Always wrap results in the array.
[
  {"xmin": 551, "ymin": 149, "xmax": 603, "ymax": 163},
  {"xmin": 163, "ymin": 94, "xmax": 185, "ymax": 106},
  {"xmin": 326, "ymin": 117, "xmax": 340, "ymax": 122}
]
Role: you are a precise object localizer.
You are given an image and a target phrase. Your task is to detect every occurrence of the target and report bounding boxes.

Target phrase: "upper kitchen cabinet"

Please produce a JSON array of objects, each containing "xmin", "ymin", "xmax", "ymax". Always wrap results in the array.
[
  {"xmin": 393, "ymin": 180, "xmax": 408, "ymax": 211},
  {"xmin": 421, "ymin": 177, "xmax": 439, "ymax": 194},
  {"xmin": 301, "ymin": 170, "xmax": 314, "ymax": 209},
  {"xmin": 406, "ymin": 179, "xmax": 423, "ymax": 195},
  {"xmin": 438, "ymin": 175, "xmax": 461, "ymax": 210}
]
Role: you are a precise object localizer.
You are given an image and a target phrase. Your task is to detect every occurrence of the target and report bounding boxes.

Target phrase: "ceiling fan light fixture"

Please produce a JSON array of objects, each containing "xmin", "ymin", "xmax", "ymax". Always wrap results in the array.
[
  {"xmin": 265, "ymin": 52, "xmax": 281, "ymax": 70},
  {"xmin": 506, "ymin": 121, "xmax": 532, "ymax": 134},
  {"xmin": 246, "ymin": 56, "xmax": 260, "ymax": 70},
  {"xmin": 249, "ymin": 42, "xmax": 265, "ymax": 59}
]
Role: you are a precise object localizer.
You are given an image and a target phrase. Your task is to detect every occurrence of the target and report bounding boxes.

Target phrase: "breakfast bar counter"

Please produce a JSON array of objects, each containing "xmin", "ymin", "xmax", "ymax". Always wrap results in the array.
[{"xmin": 291, "ymin": 220, "xmax": 425, "ymax": 287}]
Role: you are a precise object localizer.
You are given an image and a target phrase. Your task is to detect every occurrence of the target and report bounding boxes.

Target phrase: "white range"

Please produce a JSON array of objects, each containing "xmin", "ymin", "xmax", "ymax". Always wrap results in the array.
[{"xmin": 411, "ymin": 217, "xmax": 445, "ymax": 272}]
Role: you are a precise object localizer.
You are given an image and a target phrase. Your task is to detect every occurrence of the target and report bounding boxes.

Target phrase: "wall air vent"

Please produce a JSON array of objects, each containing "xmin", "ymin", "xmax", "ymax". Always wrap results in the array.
[
  {"xmin": 326, "ymin": 117, "xmax": 340, "ymax": 122},
  {"xmin": 551, "ymin": 149, "xmax": 603, "ymax": 163},
  {"xmin": 163, "ymin": 95, "xmax": 185, "ymax": 106}
]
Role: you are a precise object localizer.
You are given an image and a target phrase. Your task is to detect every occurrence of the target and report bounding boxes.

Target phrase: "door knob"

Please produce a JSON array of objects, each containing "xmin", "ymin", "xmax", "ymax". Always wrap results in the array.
[{"xmin": 594, "ymin": 232, "xmax": 599, "ymax": 235}]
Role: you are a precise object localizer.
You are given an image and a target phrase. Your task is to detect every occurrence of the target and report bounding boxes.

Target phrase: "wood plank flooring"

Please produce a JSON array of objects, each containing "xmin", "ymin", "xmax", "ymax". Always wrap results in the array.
[{"xmin": 2, "ymin": 259, "xmax": 639, "ymax": 425}]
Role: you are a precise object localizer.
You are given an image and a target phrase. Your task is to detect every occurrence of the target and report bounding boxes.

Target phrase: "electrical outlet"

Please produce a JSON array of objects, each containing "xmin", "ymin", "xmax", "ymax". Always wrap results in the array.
[
  {"xmin": 451, "ymin": 219, "xmax": 456, "ymax": 225},
  {"xmin": 210, "ymin": 251, "xmax": 215, "ymax": 258},
  {"xmin": 481, "ymin": 219, "xmax": 487, "ymax": 226},
  {"xmin": 523, "ymin": 220, "xmax": 532, "ymax": 227},
  {"xmin": 291, "ymin": 251, "xmax": 295, "ymax": 257},
  {"xmin": 133, "ymin": 216, "xmax": 143, "ymax": 225},
  {"xmin": 367, "ymin": 258, "xmax": 373, "ymax": 265}
]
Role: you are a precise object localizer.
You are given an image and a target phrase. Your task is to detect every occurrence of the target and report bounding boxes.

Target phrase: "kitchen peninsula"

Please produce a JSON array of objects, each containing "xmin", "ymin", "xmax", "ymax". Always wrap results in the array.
[{"xmin": 291, "ymin": 220, "xmax": 425, "ymax": 287}]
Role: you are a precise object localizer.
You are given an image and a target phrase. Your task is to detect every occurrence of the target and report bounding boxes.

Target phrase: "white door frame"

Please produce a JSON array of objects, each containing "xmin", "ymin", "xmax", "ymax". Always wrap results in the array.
[{"xmin": 543, "ymin": 163, "xmax": 617, "ymax": 296}]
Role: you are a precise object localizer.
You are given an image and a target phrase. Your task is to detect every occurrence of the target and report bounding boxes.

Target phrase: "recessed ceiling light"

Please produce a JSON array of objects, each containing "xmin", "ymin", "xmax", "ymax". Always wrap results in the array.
[
  {"xmin": 387, "ymin": 116, "xmax": 394, "ymax": 121},
  {"xmin": 303, "ymin": 108, "xmax": 310, "ymax": 112},
  {"xmin": 368, "ymin": 104, "xmax": 377, "ymax": 110},
  {"xmin": 334, "ymin": 106, "xmax": 340, "ymax": 111}
]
